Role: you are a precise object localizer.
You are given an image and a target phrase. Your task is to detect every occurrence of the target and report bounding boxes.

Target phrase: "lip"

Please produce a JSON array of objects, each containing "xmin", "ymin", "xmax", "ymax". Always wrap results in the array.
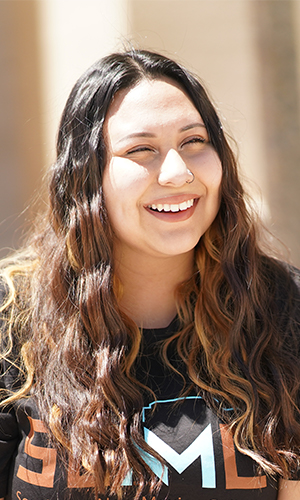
[
  {"xmin": 145, "ymin": 198, "xmax": 199, "ymax": 222},
  {"xmin": 145, "ymin": 193, "xmax": 199, "ymax": 206}
]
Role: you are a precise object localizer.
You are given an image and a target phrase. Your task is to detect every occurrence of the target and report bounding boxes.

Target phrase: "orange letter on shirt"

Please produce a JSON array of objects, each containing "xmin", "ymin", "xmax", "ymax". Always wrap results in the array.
[
  {"xmin": 17, "ymin": 417, "xmax": 57, "ymax": 488},
  {"xmin": 67, "ymin": 456, "xmax": 94, "ymax": 489},
  {"xmin": 219, "ymin": 424, "xmax": 267, "ymax": 490}
]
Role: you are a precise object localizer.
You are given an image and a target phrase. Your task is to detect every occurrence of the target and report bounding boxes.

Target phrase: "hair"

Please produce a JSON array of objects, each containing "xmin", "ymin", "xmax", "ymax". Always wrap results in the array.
[{"xmin": 1, "ymin": 49, "xmax": 300, "ymax": 498}]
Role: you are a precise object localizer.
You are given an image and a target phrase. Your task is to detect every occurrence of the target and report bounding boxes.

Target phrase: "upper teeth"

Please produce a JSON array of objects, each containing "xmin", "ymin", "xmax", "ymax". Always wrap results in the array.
[{"xmin": 148, "ymin": 198, "xmax": 194, "ymax": 212}]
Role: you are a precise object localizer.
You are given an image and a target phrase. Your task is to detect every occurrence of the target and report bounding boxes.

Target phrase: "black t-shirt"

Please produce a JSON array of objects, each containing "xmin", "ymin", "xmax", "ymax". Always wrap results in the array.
[{"xmin": 1, "ymin": 264, "xmax": 300, "ymax": 499}]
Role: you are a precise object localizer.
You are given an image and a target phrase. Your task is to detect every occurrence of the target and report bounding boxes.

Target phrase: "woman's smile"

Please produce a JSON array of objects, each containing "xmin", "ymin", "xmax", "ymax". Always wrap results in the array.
[
  {"xmin": 145, "ymin": 196, "xmax": 199, "ymax": 222},
  {"xmin": 146, "ymin": 194, "xmax": 197, "ymax": 212}
]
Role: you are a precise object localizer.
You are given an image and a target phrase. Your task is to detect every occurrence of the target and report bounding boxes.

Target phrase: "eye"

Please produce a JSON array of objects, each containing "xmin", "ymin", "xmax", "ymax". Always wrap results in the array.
[
  {"xmin": 182, "ymin": 136, "xmax": 206, "ymax": 147},
  {"xmin": 126, "ymin": 146, "xmax": 155, "ymax": 155}
]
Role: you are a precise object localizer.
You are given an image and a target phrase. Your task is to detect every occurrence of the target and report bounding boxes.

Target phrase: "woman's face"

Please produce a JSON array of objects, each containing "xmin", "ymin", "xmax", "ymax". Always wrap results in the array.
[{"xmin": 102, "ymin": 78, "xmax": 222, "ymax": 260}]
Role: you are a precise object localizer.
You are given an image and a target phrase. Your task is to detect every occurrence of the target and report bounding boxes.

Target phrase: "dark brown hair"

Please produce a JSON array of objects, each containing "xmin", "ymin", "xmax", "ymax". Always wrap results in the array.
[{"xmin": 1, "ymin": 49, "xmax": 300, "ymax": 499}]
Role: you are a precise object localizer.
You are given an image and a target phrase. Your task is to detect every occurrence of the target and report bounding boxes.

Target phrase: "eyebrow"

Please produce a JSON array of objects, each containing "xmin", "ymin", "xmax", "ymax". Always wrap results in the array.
[
  {"xmin": 180, "ymin": 122, "xmax": 206, "ymax": 132},
  {"xmin": 115, "ymin": 123, "xmax": 206, "ymax": 146},
  {"xmin": 116, "ymin": 132, "xmax": 155, "ymax": 146}
]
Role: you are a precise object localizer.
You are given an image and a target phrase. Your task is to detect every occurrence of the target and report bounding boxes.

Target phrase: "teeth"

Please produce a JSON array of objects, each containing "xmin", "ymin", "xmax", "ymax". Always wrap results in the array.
[{"xmin": 148, "ymin": 198, "xmax": 194, "ymax": 213}]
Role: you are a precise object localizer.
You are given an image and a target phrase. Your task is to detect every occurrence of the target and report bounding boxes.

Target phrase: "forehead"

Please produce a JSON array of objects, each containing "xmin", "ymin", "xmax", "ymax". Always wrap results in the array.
[{"xmin": 104, "ymin": 78, "xmax": 202, "ymax": 134}]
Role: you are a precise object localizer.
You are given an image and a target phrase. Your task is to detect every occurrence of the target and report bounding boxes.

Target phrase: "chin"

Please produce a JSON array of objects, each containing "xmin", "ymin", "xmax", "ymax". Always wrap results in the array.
[{"xmin": 157, "ymin": 240, "xmax": 201, "ymax": 258}]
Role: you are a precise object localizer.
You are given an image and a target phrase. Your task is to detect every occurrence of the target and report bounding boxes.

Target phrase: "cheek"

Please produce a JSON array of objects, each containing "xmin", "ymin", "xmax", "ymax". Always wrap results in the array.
[
  {"xmin": 102, "ymin": 158, "xmax": 150, "ymax": 229},
  {"xmin": 192, "ymin": 151, "xmax": 222, "ymax": 194},
  {"xmin": 103, "ymin": 157, "xmax": 149, "ymax": 194}
]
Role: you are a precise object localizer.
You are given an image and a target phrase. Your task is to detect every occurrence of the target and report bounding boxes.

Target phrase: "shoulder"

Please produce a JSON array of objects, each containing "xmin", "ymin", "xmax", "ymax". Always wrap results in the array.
[
  {"xmin": 273, "ymin": 260, "xmax": 300, "ymax": 302},
  {"xmin": 260, "ymin": 257, "xmax": 300, "ymax": 295},
  {"xmin": 0, "ymin": 277, "xmax": 9, "ymax": 307},
  {"xmin": 0, "ymin": 276, "xmax": 11, "ymax": 342},
  {"xmin": 0, "ymin": 275, "xmax": 26, "ymax": 392},
  {"xmin": 286, "ymin": 264, "xmax": 300, "ymax": 291},
  {"xmin": 281, "ymin": 262, "xmax": 300, "ymax": 323},
  {"xmin": 258, "ymin": 257, "xmax": 300, "ymax": 336}
]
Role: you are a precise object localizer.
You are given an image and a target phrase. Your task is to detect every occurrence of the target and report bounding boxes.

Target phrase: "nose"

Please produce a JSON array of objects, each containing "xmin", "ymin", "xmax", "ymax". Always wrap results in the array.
[{"xmin": 158, "ymin": 149, "xmax": 191, "ymax": 186}]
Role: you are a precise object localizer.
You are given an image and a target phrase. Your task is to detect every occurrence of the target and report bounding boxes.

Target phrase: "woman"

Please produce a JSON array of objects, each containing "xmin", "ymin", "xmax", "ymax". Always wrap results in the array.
[{"xmin": 0, "ymin": 49, "xmax": 300, "ymax": 500}]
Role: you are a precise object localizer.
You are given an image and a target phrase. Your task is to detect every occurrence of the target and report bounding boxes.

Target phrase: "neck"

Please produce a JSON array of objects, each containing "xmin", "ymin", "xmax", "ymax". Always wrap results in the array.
[{"xmin": 113, "ymin": 246, "xmax": 194, "ymax": 329}]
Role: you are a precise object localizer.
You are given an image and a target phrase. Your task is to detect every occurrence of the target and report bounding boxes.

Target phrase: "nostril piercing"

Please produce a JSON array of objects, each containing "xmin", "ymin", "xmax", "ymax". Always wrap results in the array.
[{"xmin": 186, "ymin": 169, "xmax": 195, "ymax": 184}]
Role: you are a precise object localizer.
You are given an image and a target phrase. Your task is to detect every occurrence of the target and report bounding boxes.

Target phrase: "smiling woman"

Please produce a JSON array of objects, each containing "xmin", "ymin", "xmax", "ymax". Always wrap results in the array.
[{"xmin": 0, "ymin": 50, "xmax": 300, "ymax": 500}]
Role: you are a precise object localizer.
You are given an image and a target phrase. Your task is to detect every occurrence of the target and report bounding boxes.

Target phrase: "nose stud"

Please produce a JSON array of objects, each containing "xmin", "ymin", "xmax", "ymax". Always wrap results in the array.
[{"xmin": 186, "ymin": 169, "xmax": 195, "ymax": 184}]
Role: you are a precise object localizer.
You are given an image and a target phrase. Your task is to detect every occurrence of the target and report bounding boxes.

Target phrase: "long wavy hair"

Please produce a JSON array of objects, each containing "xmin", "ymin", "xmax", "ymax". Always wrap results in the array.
[{"xmin": 1, "ymin": 49, "xmax": 300, "ymax": 498}]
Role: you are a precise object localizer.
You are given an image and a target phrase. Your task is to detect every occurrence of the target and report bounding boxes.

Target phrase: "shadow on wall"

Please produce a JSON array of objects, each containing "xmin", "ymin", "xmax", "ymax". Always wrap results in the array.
[
  {"xmin": 0, "ymin": 0, "xmax": 44, "ymax": 259},
  {"xmin": 251, "ymin": 0, "xmax": 300, "ymax": 266}
]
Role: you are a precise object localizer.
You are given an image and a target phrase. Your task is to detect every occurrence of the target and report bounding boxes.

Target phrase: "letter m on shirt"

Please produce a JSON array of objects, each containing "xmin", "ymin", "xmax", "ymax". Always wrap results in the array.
[{"xmin": 143, "ymin": 423, "xmax": 216, "ymax": 488}]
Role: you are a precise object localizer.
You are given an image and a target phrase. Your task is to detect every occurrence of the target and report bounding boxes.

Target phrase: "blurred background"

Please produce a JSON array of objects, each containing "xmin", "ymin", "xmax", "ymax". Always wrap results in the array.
[{"xmin": 0, "ymin": 0, "xmax": 299, "ymax": 265}]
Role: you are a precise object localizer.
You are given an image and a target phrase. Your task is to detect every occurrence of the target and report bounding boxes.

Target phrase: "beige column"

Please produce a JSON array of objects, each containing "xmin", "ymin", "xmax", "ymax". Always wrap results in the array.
[
  {"xmin": 36, "ymin": 0, "xmax": 128, "ymax": 165},
  {"xmin": 0, "ymin": 0, "xmax": 44, "ymax": 258},
  {"xmin": 0, "ymin": 0, "xmax": 128, "ymax": 256},
  {"xmin": 251, "ymin": 0, "xmax": 300, "ymax": 266}
]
